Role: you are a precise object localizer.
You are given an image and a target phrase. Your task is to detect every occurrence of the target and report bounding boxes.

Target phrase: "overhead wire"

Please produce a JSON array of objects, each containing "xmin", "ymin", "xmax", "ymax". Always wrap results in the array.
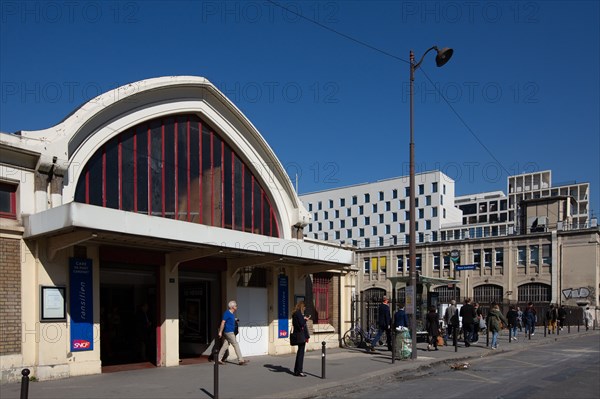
[{"xmin": 266, "ymin": 0, "xmax": 508, "ymax": 175}]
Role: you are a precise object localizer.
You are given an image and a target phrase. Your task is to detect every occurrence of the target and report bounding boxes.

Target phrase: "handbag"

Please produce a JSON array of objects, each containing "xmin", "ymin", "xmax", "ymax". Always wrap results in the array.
[
  {"xmin": 290, "ymin": 327, "xmax": 304, "ymax": 346},
  {"xmin": 479, "ymin": 317, "xmax": 486, "ymax": 330}
]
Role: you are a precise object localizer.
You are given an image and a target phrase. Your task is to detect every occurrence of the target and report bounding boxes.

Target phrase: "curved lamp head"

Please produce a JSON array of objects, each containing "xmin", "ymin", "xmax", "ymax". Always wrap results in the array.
[{"xmin": 435, "ymin": 47, "xmax": 454, "ymax": 67}]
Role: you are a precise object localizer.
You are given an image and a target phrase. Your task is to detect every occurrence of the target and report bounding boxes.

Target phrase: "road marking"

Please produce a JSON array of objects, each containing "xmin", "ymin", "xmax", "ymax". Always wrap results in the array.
[{"xmin": 560, "ymin": 349, "xmax": 599, "ymax": 353}]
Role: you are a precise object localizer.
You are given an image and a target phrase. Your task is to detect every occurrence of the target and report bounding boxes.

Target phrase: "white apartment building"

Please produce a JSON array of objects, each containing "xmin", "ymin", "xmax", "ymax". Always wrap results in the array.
[{"xmin": 299, "ymin": 171, "xmax": 462, "ymax": 248}]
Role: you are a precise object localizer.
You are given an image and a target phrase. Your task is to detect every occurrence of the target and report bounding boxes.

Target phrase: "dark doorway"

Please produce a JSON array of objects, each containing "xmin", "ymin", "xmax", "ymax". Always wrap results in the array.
[
  {"xmin": 100, "ymin": 264, "xmax": 158, "ymax": 367},
  {"xmin": 178, "ymin": 271, "xmax": 220, "ymax": 360}
]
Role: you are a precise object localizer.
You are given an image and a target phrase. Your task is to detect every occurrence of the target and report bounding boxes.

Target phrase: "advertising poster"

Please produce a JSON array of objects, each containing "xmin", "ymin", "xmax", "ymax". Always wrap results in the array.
[{"xmin": 70, "ymin": 258, "xmax": 94, "ymax": 351}]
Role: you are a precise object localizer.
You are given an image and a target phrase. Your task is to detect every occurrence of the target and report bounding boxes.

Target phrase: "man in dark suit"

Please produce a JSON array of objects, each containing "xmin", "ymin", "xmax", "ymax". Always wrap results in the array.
[
  {"xmin": 460, "ymin": 298, "xmax": 477, "ymax": 347},
  {"xmin": 394, "ymin": 303, "xmax": 409, "ymax": 329},
  {"xmin": 370, "ymin": 296, "xmax": 391, "ymax": 351}
]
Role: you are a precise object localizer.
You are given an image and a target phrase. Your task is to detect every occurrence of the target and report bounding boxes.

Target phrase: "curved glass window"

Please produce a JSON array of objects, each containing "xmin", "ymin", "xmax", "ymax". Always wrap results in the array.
[{"xmin": 74, "ymin": 114, "xmax": 280, "ymax": 237}]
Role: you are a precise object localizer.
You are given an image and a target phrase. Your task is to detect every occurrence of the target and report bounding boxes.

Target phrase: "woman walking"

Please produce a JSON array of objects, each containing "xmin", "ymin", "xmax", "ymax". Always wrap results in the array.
[
  {"xmin": 291, "ymin": 301, "xmax": 310, "ymax": 377},
  {"xmin": 425, "ymin": 306, "xmax": 440, "ymax": 351},
  {"xmin": 487, "ymin": 303, "xmax": 508, "ymax": 350}
]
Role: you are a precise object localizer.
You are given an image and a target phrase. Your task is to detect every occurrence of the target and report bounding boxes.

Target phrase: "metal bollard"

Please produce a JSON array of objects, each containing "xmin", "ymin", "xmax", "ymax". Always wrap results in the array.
[
  {"xmin": 213, "ymin": 344, "xmax": 219, "ymax": 399},
  {"xmin": 454, "ymin": 327, "xmax": 457, "ymax": 352},
  {"xmin": 486, "ymin": 326, "xmax": 489, "ymax": 347},
  {"xmin": 567, "ymin": 320, "xmax": 570, "ymax": 334},
  {"xmin": 20, "ymin": 368, "xmax": 30, "ymax": 399},
  {"xmin": 392, "ymin": 329, "xmax": 396, "ymax": 364},
  {"xmin": 321, "ymin": 341, "xmax": 326, "ymax": 379},
  {"xmin": 508, "ymin": 324, "xmax": 512, "ymax": 343},
  {"xmin": 544, "ymin": 319, "xmax": 547, "ymax": 337}
]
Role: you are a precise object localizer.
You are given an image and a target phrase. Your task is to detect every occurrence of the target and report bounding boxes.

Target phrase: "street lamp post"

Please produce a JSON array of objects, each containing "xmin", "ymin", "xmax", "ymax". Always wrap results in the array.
[{"xmin": 408, "ymin": 46, "xmax": 453, "ymax": 359}]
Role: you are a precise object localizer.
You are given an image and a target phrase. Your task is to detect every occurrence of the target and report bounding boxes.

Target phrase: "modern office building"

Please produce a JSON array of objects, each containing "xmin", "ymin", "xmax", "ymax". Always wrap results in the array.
[
  {"xmin": 447, "ymin": 171, "xmax": 591, "ymax": 241},
  {"xmin": 0, "ymin": 76, "xmax": 353, "ymax": 382},
  {"xmin": 507, "ymin": 170, "xmax": 590, "ymax": 231},
  {"xmin": 299, "ymin": 171, "xmax": 462, "ymax": 248}
]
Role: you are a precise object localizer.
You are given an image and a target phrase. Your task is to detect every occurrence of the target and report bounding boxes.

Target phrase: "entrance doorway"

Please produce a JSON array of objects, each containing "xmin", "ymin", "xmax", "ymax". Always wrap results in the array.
[
  {"xmin": 100, "ymin": 264, "xmax": 158, "ymax": 367},
  {"xmin": 178, "ymin": 272, "xmax": 220, "ymax": 359}
]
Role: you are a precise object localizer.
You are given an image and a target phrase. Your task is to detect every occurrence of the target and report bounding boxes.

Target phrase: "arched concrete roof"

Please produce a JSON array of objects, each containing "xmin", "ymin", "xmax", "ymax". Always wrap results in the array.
[{"xmin": 19, "ymin": 76, "xmax": 310, "ymax": 238}]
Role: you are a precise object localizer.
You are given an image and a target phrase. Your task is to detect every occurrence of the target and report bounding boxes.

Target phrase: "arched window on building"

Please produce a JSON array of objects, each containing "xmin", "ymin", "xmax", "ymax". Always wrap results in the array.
[
  {"xmin": 74, "ymin": 114, "xmax": 280, "ymax": 237},
  {"xmin": 433, "ymin": 286, "xmax": 461, "ymax": 304},
  {"xmin": 473, "ymin": 284, "xmax": 503, "ymax": 304},
  {"xmin": 518, "ymin": 283, "xmax": 551, "ymax": 303}
]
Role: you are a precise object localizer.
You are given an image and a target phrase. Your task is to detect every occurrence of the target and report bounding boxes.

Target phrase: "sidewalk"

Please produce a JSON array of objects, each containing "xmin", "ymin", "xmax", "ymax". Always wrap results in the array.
[{"xmin": 2, "ymin": 328, "xmax": 596, "ymax": 399}]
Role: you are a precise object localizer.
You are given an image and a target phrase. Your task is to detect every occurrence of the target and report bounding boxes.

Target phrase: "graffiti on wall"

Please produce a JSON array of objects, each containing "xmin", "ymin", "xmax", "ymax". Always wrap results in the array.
[{"xmin": 562, "ymin": 287, "xmax": 591, "ymax": 299}]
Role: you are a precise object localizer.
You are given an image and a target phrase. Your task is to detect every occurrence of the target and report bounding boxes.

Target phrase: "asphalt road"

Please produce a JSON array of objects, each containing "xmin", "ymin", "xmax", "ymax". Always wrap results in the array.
[{"xmin": 312, "ymin": 334, "xmax": 600, "ymax": 399}]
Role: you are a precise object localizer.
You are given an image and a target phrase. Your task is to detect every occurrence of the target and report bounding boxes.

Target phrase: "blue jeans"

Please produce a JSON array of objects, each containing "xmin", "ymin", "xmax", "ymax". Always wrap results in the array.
[
  {"xmin": 510, "ymin": 325, "xmax": 518, "ymax": 339},
  {"xmin": 525, "ymin": 322, "xmax": 535, "ymax": 335},
  {"xmin": 370, "ymin": 328, "xmax": 388, "ymax": 347},
  {"xmin": 491, "ymin": 331, "xmax": 499, "ymax": 348}
]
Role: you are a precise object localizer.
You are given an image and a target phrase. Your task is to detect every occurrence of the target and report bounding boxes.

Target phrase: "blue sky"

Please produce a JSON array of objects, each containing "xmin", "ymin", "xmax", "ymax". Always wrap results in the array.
[{"xmin": 1, "ymin": 1, "xmax": 599, "ymax": 215}]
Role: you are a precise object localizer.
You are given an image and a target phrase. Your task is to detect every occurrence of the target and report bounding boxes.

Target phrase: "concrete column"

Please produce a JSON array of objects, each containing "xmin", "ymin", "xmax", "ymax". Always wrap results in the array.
[
  {"xmin": 551, "ymin": 231, "xmax": 559, "ymax": 304},
  {"xmin": 34, "ymin": 172, "xmax": 48, "ymax": 212},
  {"xmin": 160, "ymin": 258, "xmax": 180, "ymax": 367}
]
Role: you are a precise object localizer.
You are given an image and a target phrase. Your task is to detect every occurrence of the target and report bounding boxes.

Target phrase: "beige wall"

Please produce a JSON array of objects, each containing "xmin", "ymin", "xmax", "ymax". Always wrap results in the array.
[{"xmin": 355, "ymin": 229, "xmax": 599, "ymax": 308}]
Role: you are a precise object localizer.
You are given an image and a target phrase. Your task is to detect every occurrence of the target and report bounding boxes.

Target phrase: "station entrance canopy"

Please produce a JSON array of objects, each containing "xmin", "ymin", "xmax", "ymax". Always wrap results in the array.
[{"xmin": 24, "ymin": 202, "xmax": 354, "ymax": 274}]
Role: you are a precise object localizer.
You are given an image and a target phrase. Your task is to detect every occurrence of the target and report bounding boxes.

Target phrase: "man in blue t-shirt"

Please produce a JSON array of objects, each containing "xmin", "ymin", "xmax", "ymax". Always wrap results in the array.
[{"xmin": 217, "ymin": 300, "xmax": 248, "ymax": 365}]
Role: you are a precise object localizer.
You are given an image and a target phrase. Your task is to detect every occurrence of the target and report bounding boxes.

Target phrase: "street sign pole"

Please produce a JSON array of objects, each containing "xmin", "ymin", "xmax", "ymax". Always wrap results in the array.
[{"xmin": 450, "ymin": 250, "xmax": 460, "ymax": 302}]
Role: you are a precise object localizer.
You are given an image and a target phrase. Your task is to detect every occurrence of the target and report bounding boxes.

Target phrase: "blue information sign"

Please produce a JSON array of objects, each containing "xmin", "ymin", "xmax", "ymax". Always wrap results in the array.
[
  {"xmin": 455, "ymin": 264, "xmax": 477, "ymax": 271},
  {"xmin": 70, "ymin": 258, "xmax": 94, "ymax": 352},
  {"xmin": 277, "ymin": 275, "xmax": 289, "ymax": 338}
]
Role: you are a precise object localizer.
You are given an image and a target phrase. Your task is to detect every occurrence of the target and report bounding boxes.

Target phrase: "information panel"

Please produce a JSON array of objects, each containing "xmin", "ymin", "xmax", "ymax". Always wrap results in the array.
[{"xmin": 69, "ymin": 258, "xmax": 94, "ymax": 352}]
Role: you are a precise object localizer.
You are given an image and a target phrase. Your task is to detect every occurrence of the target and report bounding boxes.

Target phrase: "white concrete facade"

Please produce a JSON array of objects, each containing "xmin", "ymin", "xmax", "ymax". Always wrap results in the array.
[{"xmin": 299, "ymin": 171, "xmax": 462, "ymax": 248}]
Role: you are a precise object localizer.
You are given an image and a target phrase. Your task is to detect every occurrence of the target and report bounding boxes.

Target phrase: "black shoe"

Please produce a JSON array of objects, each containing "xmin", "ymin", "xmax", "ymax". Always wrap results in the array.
[
  {"xmin": 465, "ymin": 343, "xmax": 471, "ymax": 347},
  {"xmin": 294, "ymin": 372, "xmax": 306, "ymax": 377}
]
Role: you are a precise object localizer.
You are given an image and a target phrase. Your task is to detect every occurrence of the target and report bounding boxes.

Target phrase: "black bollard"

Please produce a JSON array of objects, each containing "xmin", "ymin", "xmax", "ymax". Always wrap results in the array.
[
  {"xmin": 544, "ymin": 319, "xmax": 547, "ymax": 337},
  {"xmin": 392, "ymin": 329, "xmax": 396, "ymax": 364},
  {"xmin": 568, "ymin": 320, "xmax": 570, "ymax": 334},
  {"xmin": 321, "ymin": 341, "xmax": 326, "ymax": 379},
  {"xmin": 509, "ymin": 324, "xmax": 512, "ymax": 343},
  {"xmin": 454, "ymin": 326, "xmax": 457, "ymax": 352},
  {"xmin": 486, "ymin": 325, "xmax": 489, "ymax": 347},
  {"xmin": 20, "ymin": 368, "xmax": 30, "ymax": 399},
  {"xmin": 213, "ymin": 344, "xmax": 219, "ymax": 399}
]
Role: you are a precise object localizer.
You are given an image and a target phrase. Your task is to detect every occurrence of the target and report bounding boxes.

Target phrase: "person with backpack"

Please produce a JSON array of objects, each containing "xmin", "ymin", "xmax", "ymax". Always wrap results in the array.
[{"xmin": 487, "ymin": 303, "xmax": 508, "ymax": 350}]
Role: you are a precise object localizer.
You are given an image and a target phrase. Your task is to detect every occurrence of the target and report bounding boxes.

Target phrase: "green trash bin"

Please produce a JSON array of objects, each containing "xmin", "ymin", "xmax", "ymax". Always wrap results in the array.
[{"xmin": 394, "ymin": 327, "xmax": 412, "ymax": 360}]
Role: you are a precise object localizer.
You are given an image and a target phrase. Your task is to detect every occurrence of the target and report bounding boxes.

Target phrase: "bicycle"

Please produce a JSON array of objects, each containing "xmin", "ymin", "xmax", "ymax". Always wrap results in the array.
[{"xmin": 342, "ymin": 318, "xmax": 388, "ymax": 348}]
